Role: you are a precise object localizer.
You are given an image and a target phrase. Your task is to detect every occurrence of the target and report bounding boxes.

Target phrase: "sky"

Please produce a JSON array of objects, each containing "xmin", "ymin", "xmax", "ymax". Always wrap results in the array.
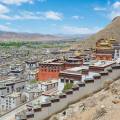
[{"xmin": 0, "ymin": 0, "xmax": 119, "ymax": 34}]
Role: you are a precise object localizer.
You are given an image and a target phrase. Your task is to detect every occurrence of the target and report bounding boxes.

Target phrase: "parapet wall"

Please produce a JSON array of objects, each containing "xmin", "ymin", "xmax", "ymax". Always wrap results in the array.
[{"xmin": 15, "ymin": 65, "xmax": 120, "ymax": 120}]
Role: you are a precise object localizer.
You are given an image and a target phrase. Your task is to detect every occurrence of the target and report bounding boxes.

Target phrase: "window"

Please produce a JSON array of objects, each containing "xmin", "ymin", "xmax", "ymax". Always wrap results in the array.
[
  {"xmin": 7, "ymin": 88, "xmax": 9, "ymax": 93},
  {"xmin": 12, "ymin": 86, "xmax": 14, "ymax": 91},
  {"xmin": 61, "ymin": 79, "xmax": 64, "ymax": 83}
]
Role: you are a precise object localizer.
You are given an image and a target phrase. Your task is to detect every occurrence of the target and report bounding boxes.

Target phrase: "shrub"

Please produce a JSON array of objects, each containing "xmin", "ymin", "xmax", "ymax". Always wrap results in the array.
[{"xmin": 63, "ymin": 83, "xmax": 73, "ymax": 91}]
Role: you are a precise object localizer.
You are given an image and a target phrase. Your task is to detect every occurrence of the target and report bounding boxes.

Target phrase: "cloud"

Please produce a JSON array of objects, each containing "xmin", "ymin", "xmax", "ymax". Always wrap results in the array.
[
  {"xmin": 15, "ymin": 11, "xmax": 44, "ymax": 20},
  {"xmin": 0, "ymin": 24, "xmax": 16, "ymax": 31},
  {"xmin": 109, "ymin": 10, "xmax": 120, "ymax": 19},
  {"xmin": 0, "ymin": 0, "xmax": 33, "ymax": 5},
  {"xmin": 0, "ymin": 4, "xmax": 9, "ymax": 14},
  {"xmin": 38, "ymin": 0, "xmax": 46, "ymax": 2},
  {"xmin": 0, "ymin": 0, "xmax": 47, "ymax": 5},
  {"xmin": 61, "ymin": 25, "xmax": 101, "ymax": 34},
  {"xmin": 0, "ymin": 10, "xmax": 63, "ymax": 21},
  {"xmin": 94, "ymin": 7, "xmax": 106, "ymax": 11},
  {"xmin": 112, "ymin": 1, "xmax": 120, "ymax": 9},
  {"xmin": 0, "ymin": 4, "xmax": 10, "ymax": 20},
  {"xmin": 44, "ymin": 11, "xmax": 63, "ymax": 20},
  {"xmin": 108, "ymin": 1, "xmax": 120, "ymax": 19},
  {"xmin": 72, "ymin": 15, "xmax": 84, "ymax": 20}
]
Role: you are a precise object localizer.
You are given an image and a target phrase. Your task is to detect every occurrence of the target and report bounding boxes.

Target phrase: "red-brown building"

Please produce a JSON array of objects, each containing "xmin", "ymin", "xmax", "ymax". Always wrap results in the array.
[{"xmin": 37, "ymin": 57, "xmax": 83, "ymax": 81}]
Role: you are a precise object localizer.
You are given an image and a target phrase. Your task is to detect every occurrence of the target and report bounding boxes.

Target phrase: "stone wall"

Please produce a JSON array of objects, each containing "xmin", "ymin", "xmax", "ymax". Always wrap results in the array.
[{"xmin": 15, "ymin": 65, "xmax": 120, "ymax": 120}]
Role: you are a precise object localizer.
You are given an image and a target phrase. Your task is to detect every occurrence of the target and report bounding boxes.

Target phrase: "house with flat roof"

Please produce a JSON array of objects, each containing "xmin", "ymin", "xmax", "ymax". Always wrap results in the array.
[
  {"xmin": 89, "ymin": 60, "xmax": 115, "ymax": 72},
  {"xmin": 59, "ymin": 66, "xmax": 99, "ymax": 85},
  {"xmin": 38, "ymin": 80, "xmax": 58, "ymax": 92}
]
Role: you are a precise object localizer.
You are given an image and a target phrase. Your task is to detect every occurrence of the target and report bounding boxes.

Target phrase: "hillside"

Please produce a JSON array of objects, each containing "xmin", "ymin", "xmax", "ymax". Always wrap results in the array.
[
  {"xmin": 0, "ymin": 31, "xmax": 90, "ymax": 42},
  {"xmin": 0, "ymin": 31, "xmax": 64, "ymax": 42},
  {"xmin": 79, "ymin": 16, "xmax": 120, "ymax": 49}
]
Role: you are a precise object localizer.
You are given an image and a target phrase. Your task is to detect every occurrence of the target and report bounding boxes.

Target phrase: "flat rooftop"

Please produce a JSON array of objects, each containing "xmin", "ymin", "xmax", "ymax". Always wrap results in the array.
[
  {"xmin": 43, "ymin": 59, "xmax": 56, "ymax": 63},
  {"xmin": 60, "ymin": 71, "xmax": 82, "ymax": 76},
  {"xmin": 82, "ymin": 72, "xmax": 100, "ymax": 81},
  {"xmin": 40, "ymin": 62, "xmax": 64, "ymax": 65},
  {"xmin": 66, "ymin": 66, "xmax": 89, "ymax": 72},
  {"xmin": 26, "ymin": 88, "xmax": 42, "ymax": 93},
  {"xmin": 39, "ymin": 80, "xmax": 58, "ymax": 85},
  {"xmin": 60, "ymin": 66, "xmax": 89, "ymax": 76},
  {"xmin": 90, "ymin": 60, "xmax": 115, "ymax": 67}
]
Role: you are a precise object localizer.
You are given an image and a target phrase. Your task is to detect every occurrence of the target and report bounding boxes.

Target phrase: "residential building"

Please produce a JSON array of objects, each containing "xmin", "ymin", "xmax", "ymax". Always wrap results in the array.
[{"xmin": 0, "ymin": 92, "xmax": 21, "ymax": 111}]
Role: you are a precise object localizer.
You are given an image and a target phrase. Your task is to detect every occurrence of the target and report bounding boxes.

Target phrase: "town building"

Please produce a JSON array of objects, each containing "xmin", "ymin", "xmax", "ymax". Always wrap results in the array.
[
  {"xmin": 37, "ymin": 57, "xmax": 83, "ymax": 81},
  {"xmin": 113, "ymin": 43, "xmax": 120, "ymax": 59},
  {"xmin": 0, "ymin": 92, "xmax": 21, "ymax": 111},
  {"xmin": 38, "ymin": 80, "xmax": 58, "ymax": 91},
  {"xmin": 23, "ymin": 88, "xmax": 42, "ymax": 101},
  {"xmin": 89, "ymin": 60, "xmax": 116, "ymax": 72},
  {"xmin": 9, "ymin": 64, "xmax": 24, "ymax": 77},
  {"xmin": 59, "ymin": 66, "xmax": 99, "ymax": 84},
  {"xmin": 26, "ymin": 70, "xmax": 38, "ymax": 81},
  {"xmin": 0, "ymin": 76, "xmax": 26, "ymax": 95},
  {"xmin": 25, "ymin": 59, "xmax": 39, "ymax": 70}
]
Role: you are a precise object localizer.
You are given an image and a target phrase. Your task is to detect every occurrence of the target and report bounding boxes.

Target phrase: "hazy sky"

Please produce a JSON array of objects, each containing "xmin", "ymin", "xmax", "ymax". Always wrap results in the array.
[{"xmin": 0, "ymin": 0, "xmax": 119, "ymax": 34}]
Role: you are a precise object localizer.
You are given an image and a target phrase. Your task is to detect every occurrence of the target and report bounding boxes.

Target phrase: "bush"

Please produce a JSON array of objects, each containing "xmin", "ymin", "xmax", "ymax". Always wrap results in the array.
[
  {"xmin": 63, "ymin": 83, "xmax": 73, "ymax": 91},
  {"xmin": 30, "ymin": 80, "xmax": 37, "ymax": 84}
]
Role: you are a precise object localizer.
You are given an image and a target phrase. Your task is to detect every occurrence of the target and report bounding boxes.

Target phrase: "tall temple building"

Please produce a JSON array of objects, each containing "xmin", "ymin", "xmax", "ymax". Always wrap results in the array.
[{"xmin": 95, "ymin": 38, "xmax": 116, "ymax": 60}]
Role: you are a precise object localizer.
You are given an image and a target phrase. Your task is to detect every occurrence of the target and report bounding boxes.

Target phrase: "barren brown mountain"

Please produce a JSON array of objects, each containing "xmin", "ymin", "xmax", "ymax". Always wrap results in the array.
[
  {"xmin": 79, "ymin": 16, "xmax": 120, "ymax": 49},
  {"xmin": 0, "ymin": 32, "xmax": 64, "ymax": 42}
]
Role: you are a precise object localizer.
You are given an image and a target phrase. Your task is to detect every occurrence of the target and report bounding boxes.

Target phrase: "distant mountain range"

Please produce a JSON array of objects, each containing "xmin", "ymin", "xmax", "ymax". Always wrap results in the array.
[
  {"xmin": 0, "ymin": 31, "xmax": 63, "ymax": 42},
  {"xmin": 80, "ymin": 16, "xmax": 120, "ymax": 49},
  {"xmin": 0, "ymin": 31, "xmax": 90, "ymax": 42}
]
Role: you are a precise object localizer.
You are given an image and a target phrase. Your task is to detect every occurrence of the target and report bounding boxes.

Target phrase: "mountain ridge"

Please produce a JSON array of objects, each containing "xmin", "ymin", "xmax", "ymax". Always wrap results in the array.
[
  {"xmin": 81, "ymin": 16, "xmax": 120, "ymax": 49},
  {"xmin": 0, "ymin": 31, "xmax": 90, "ymax": 42}
]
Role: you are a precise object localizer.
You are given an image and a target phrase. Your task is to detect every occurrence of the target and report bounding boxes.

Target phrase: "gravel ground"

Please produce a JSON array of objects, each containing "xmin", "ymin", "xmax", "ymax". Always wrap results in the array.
[{"xmin": 49, "ymin": 79, "xmax": 120, "ymax": 120}]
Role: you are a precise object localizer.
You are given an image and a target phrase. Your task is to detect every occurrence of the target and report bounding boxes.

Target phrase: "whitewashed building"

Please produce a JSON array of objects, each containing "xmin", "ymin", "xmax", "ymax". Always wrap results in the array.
[
  {"xmin": 0, "ymin": 92, "xmax": 21, "ymax": 111},
  {"xmin": 38, "ymin": 80, "xmax": 58, "ymax": 91}
]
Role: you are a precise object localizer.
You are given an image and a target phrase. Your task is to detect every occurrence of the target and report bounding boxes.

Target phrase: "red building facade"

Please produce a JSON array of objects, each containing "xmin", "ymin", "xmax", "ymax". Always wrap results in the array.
[{"xmin": 37, "ymin": 57, "xmax": 83, "ymax": 81}]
